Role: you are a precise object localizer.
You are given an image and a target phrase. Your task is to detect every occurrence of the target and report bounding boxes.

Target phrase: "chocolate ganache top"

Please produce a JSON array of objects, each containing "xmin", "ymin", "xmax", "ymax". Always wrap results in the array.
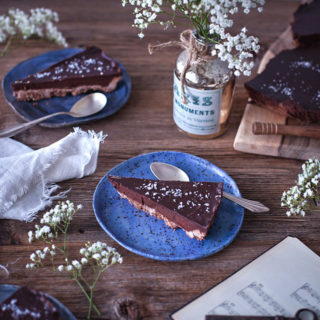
[
  {"xmin": 109, "ymin": 175, "xmax": 223, "ymax": 227},
  {"xmin": 0, "ymin": 286, "xmax": 59, "ymax": 319},
  {"xmin": 12, "ymin": 46, "xmax": 122, "ymax": 90},
  {"xmin": 245, "ymin": 46, "xmax": 320, "ymax": 112}
]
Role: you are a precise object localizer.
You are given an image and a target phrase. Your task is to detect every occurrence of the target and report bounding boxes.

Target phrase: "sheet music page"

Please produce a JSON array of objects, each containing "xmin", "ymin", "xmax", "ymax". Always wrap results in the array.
[{"xmin": 171, "ymin": 237, "xmax": 320, "ymax": 320}]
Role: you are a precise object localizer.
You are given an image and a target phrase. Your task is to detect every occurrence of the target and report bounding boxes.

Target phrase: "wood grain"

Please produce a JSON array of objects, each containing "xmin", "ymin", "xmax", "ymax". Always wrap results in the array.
[
  {"xmin": 234, "ymin": 26, "xmax": 320, "ymax": 160},
  {"xmin": 1, "ymin": 1, "xmax": 319, "ymax": 320}
]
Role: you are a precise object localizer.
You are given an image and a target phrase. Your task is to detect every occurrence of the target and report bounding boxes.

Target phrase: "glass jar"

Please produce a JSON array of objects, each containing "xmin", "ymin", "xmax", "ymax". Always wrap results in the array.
[{"xmin": 173, "ymin": 33, "xmax": 235, "ymax": 139}]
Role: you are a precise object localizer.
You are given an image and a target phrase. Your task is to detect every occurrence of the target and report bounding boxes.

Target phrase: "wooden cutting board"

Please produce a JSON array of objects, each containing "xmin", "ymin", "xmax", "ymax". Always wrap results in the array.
[{"xmin": 233, "ymin": 26, "xmax": 320, "ymax": 161}]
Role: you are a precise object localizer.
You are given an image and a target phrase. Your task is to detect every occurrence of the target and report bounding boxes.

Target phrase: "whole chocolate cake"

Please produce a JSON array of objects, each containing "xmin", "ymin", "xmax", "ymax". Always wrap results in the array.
[
  {"xmin": 108, "ymin": 175, "xmax": 223, "ymax": 241},
  {"xmin": 12, "ymin": 46, "xmax": 122, "ymax": 101},
  {"xmin": 291, "ymin": 0, "xmax": 320, "ymax": 47},
  {"xmin": 0, "ymin": 286, "xmax": 60, "ymax": 319},
  {"xmin": 245, "ymin": 46, "xmax": 320, "ymax": 122}
]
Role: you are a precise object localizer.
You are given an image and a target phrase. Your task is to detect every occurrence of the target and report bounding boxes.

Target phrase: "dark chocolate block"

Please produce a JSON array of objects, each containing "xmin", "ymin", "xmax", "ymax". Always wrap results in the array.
[
  {"xmin": 245, "ymin": 46, "xmax": 320, "ymax": 122},
  {"xmin": 0, "ymin": 286, "xmax": 60, "ymax": 319},
  {"xmin": 291, "ymin": 0, "xmax": 320, "ymax": 47},
  {"xmin": 108, "ymin": 175, "xmax": 223, "ymax": 241},
  {"xmin": 12, "ymin": 46, "xmax": 122, "ymax": 101}
]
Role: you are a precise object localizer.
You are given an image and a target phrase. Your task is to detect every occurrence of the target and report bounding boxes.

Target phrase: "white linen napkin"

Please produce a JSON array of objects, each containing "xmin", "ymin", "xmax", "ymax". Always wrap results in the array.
[{"xmin": 0, "ymin": 127, "xmax": 106, "ymax": 221}]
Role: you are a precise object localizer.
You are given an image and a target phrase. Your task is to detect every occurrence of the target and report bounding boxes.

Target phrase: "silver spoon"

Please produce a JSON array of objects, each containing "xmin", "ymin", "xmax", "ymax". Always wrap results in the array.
[
  {"xmin": 0, "ymin": 92, "xmax": 107, "ymax": 138},
  {"xmin": 150, "ymin": 162, "xmax": 269, "ymax": 213}
]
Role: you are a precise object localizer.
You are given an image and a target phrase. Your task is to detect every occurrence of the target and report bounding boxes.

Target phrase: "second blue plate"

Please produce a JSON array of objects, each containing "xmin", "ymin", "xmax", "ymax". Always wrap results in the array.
[
  {"xmin": 0, "ymin": 284, "xmax": 76, "ymax": 320},
  {"xmin": 2, "ymin": 48, "xmax": 131, "ymax": 127},
  {"xmin": 93, "ymin": 151, "xmax": 244, "ymax": 261}
]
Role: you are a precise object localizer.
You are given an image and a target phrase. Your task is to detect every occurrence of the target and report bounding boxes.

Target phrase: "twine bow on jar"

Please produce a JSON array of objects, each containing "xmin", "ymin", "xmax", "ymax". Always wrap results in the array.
[{"xmin": 148, "ymin": 29, "xmax": 211, "ymax": 104}]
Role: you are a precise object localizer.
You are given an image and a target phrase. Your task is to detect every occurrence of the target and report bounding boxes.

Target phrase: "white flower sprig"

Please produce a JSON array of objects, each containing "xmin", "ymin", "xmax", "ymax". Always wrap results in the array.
[
  {"xmin": 26, "ymin": 201, "xmax": 123, "ymax": 320},
  {"xmin": 281, "ymin": 158, "xmax": 320, "ymax": 217},
  {"xmin": 0, "ymin": 8, "xmax": 67, "ymax": 57},
  {"xmin": 122, "ymin": 0, "xmax": 265, "ymax": 77}
]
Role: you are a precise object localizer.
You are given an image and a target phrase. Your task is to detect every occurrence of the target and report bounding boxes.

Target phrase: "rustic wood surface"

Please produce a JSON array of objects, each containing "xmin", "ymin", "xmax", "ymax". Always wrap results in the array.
[{"xmin": 1, "ymin": 1, "xmax": 319, "ymax": 319}]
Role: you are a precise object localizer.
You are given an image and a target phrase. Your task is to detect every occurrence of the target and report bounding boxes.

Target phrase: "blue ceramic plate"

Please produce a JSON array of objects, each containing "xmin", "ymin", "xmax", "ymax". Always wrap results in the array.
[
  {"xmin": 0, "ymin": 284, "xmax": 76, "ymax": 320},
  {"xmin": 2, "ymin": 48, "xmax": 131, "ymax": 128},
  {"xmin": 93, "ymin": 151, "xmax": 244, "ymax": 261}
]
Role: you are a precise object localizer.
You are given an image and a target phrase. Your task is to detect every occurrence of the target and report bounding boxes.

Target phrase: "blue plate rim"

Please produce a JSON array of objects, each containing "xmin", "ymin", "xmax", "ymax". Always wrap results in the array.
[
  {"xmin": 93, "ymin": 150, "xmax": 244, "ymax": 261},
  {"xmin": 0, "ymin": 284, "xmax": 77, "ymax": 320},
  {"xmin": 2, "ymin": 47, "xmax": 131, "ymax": 128}
]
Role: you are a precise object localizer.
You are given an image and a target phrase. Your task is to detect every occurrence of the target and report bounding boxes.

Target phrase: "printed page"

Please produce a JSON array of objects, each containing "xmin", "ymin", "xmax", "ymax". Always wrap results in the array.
[{"xmin": 171, "ymin": 237, "xmax": 320, "ymax": 320}]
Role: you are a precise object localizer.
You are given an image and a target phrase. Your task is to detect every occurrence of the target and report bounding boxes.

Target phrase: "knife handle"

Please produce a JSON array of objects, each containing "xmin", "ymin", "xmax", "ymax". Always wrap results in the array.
[{"xmin": 252, "ymin": 122, "xmax": 320, "ymax": 139}]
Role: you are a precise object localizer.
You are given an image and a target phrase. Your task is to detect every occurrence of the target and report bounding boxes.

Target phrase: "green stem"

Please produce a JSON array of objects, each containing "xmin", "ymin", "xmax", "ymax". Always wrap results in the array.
[
  {"xmin": 1, "ymin": 35, "xmax": 13, "ymax": 57},
  {"xmin": 63, "ymin": 229, "xmax": 68, "ymax": 252},
  {"xmin": 88, "ymin": 288, "xmax": 93, "ymax": 319},
  {"xmin": 87, "ymin": 270, "xmax": 103, "ymax": 319},
  {"xmin": 79, "ymin": 271, "xmax": 91, "ymax": 290},
  {"xmin": 75, "ymin": 278, "xmax": 101, "ymax": 317}
]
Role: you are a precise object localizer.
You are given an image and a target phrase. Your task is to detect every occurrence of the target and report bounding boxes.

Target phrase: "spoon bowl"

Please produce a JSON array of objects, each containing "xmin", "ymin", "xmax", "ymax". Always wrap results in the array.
[
  {"xmin": 0, "ymin": 92, "xmax": 107, "ymax": 138},
  {"xmin": 150, "ymin": 162, "xmax": 270, "ymax": 213},
  {"xmin": 150, "ymin": 162, "xmax": 189, "ymax": 182},
  {"xmin": 69, "ymin": 92, "xmax": 107, "ymax": 117}
]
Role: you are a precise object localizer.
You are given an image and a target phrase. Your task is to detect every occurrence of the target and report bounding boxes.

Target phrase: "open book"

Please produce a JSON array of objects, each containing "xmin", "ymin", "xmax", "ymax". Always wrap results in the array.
[{"xmin": 171, "ymin": 237, "xmax": 320, "ymax": 319}]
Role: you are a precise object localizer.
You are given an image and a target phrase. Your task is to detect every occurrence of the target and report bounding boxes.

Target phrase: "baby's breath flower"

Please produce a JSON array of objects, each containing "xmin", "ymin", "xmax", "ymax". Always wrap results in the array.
[
  {"xmin": 66, "ymin": 265, "xmax": 73, "ymax": 272},
  {"xmin": 72, "ymin": 260, "xmax": 81, "ymax": 270},
  {"xmin": 0, "ymin": 8, "xmax": 67, "ymax": 57},
  {"xmin": 28, "ymin": 231, "xmax": 33, "ymax": 243},
  {"xmin": 92, "ymin": 253, "xmax": 101, "ymax": 261},
  {"xmin": 122, "ymin": 0, "xmax": 264, "ymax": 77},
  {"xmin": 43, "ymin": 247, "xmax": 50, "ymax": 254},
  {"xmin": 101, "ymin": 250, "xmax": 109, "ymax": 257},
  {"xmin": 281, "ymin": 158, "xmax": 320, "ymax": 216},
  {"xmin": 79, "ymin": 241, "xmax": 123, "ymax": 269},
  {"xmin": 25, "ymin": 201, "xmax": 122, "ymax": 319},
  {"xmin": 111, "ymin": 257, "xmax": 118, "ymax": 264}
]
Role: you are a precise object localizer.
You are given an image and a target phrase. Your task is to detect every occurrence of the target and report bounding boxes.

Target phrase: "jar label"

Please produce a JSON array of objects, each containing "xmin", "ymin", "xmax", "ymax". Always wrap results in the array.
[{"xmin": 173, "ymin": 73, "xmax": 222, "ymax": 135}]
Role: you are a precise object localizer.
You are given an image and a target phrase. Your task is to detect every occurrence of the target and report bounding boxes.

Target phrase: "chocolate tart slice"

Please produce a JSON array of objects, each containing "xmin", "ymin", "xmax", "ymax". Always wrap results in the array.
[
  {"xmin": 12, "ymin": 46, "xmax": 122, "ymax": 101},
  {"xmin": 291, "ymin": 0, "xmax": 320, "ymax": 47},
  {"xmin": 245, "ymin": 46, "xmax": 320, "ymax": 122},
  {"xmin": 0, "ymin": 286, "xmax": 60, "ymax": 319},
  {"xmin": 108, "ymin": 175, "xmax": 223, "ymax": 241}
]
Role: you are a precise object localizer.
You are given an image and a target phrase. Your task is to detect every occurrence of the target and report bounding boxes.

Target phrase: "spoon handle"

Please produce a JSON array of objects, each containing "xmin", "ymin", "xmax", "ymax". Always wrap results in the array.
[
  {"xmin": 0, "ymin": 111, "xmax": 72, "ymax": 138},
  {"xmin": 223, "ymin": 191, "xmax": 269, "ymax": 213}
]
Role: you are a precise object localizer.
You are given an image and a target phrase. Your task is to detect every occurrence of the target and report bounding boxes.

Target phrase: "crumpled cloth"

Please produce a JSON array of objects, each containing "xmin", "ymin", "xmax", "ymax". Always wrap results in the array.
[{"xmin": 0, "ymin": 127, "xmax": 106, "ymax": 221}]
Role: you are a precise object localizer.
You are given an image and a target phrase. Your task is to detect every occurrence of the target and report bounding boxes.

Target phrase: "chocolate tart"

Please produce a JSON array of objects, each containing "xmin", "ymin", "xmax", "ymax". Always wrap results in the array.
[
  {"xmin": 108, "ymin": 175, "xmax": 223, "ymax": 241},
  {"xmin": 12, "ymin": 46, "xmax": 122, "ymax": 101},
  {"xmin": 245, "ymin": 46, "xmax": 320, "ymax": 122},
  {"xmin": 0, "ymin": 286, "xmax": 60, "ymax": 319},
  {"xmin": 291, "ymin": 0, "xmax": 320, "ymax": 47}
]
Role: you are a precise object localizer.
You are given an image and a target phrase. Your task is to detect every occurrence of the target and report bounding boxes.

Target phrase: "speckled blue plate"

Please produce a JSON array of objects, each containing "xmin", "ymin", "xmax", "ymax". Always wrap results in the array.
[
  {"xmin": 93, "ymin": 151, "xmax": 244, "ymax": 261},
  {"xmin": 0, "ymin": 284, "xmax": 76, "ymax": 320},
  {"xmin": 2, "ymin": 48, "xmax": 131, "ymax": 128}
]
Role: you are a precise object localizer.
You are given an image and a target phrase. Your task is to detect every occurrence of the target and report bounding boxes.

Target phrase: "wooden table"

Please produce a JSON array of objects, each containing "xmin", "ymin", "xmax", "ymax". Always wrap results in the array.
[{"xmin": 1, "ymin": 1, "xmax": 319, "ymax": 319}]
